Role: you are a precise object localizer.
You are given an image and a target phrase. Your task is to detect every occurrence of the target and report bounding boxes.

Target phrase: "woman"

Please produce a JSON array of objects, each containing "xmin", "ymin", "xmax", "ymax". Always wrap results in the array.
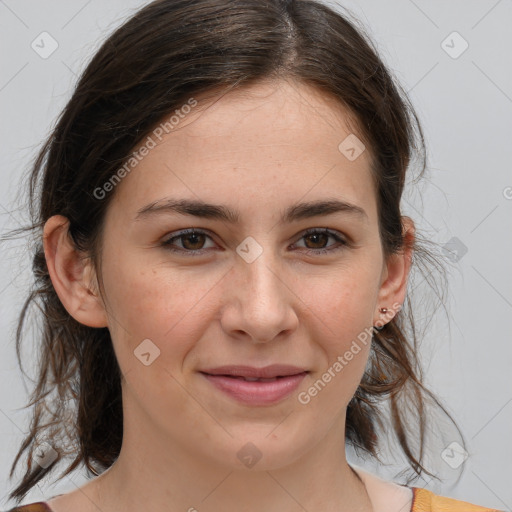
[{"xmin": 3, "ymin": 0, "xmax": 503, "ymax": 511}]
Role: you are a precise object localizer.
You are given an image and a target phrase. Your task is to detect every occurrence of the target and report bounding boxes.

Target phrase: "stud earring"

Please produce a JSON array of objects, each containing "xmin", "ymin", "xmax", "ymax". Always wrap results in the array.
[{"xmin": 379, "ymin": 307, "xmax": 388, "ymax": 314}]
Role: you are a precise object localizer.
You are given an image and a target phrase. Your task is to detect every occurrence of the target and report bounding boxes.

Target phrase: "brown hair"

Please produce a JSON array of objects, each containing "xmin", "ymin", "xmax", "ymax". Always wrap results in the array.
[{"xmin": 4, "ymin": 0, "xmax": 464, "ymax": 503}]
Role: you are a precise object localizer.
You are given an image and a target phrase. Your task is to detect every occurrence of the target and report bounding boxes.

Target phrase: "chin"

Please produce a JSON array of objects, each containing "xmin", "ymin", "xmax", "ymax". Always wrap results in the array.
[{"xmin": 218, "ymin": 430, "xmax": 313, "ymax": 472}]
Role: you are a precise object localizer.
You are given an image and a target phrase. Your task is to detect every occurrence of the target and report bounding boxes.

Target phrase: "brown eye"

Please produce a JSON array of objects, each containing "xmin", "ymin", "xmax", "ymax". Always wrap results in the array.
[
  {"xmin": 180, "ymin": 232, "xmax": 206, "ymax": 250},
  {"xmin": 161, "ymin": 229, "xmax": 215, "ymax": 255},
  {"xmin": 161, "ymin": 227, "xmax": 348, "ymax": 257},
  {"xmin": 303, "ymin": 232, "xmax": 330, "ymax": 249},
  {"xmin": 293, "ymin": 228, "xmax": 348, "ymax": 255}
]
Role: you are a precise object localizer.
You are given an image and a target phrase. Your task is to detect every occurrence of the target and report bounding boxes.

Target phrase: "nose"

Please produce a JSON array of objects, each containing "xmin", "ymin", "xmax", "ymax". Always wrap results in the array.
[{"xmin": 219, "ymin": 249, "xmax": 299, "ymax": 344}]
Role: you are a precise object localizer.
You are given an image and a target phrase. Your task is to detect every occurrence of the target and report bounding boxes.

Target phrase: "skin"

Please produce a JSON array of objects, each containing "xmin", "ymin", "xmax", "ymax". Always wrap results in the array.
[{"xmin": 43, "ymin": 79, "xmax": 414, "ymax": 512}]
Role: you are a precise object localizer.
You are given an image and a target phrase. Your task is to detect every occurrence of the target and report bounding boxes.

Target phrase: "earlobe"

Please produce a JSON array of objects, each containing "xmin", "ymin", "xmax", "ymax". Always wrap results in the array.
[
  {"xmin": 43, "ymin": 215, "xmax": 108, "ymax": 328},
  {"xmin": 374, "ymin": 217, "xmax": 415, "ymax": 325}
]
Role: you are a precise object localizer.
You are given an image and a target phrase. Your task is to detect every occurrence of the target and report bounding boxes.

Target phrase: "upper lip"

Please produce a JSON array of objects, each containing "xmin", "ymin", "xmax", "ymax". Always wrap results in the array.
[{"xmin": 200, "ymin": 364, "xmax": 308, "ymax": 379}]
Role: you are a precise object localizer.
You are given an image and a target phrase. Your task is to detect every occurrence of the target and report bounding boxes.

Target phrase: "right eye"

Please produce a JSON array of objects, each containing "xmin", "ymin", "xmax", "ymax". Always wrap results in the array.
[{"xmin": 161, "ymin": 228, "xmax": 217, "ymax": 255}]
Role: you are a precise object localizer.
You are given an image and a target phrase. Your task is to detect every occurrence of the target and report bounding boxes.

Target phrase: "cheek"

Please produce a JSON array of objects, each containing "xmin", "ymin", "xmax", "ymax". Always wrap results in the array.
[
  {"xmin": 302, "ymin": 263, "xmax": 380, "ymax": 344},
  {"xmin": 296, "ymin": 263, "xmax": 377, "ymax": 404},
  {"xmin": 101, "ymin": 257, "xmax": 222, "ymax": 368}
]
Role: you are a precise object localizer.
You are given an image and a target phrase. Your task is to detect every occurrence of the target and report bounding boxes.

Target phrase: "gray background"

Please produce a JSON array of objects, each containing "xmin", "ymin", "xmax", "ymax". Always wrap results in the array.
[{"xmin": 1, "ymin": 0, "xmax": 511, "ymax": 510}]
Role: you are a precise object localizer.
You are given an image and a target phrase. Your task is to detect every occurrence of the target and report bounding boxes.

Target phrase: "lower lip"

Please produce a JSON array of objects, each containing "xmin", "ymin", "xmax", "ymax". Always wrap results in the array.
[{"xmin": 201, "ymin": 372, "xmax": 308, "ymax": 405}]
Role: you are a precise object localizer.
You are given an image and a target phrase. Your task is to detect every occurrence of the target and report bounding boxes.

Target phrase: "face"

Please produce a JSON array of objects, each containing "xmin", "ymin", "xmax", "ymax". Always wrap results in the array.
[{"xmin": 88, "ymin": 79, "xmax": 399, "ymax": 470}]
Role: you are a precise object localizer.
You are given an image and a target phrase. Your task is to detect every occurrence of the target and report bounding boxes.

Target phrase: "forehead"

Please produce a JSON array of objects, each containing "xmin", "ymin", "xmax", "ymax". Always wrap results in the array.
[{"xmin": 110, "ymin": 79, "xmax": 376, "ymax": 220}]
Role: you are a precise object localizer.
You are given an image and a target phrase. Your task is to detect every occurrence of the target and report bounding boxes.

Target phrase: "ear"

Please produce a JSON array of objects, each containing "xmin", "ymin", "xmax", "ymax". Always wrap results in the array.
[
  {"xmin": 43, "ymin": 215, "xmax": 108, "ymax": 328},
  {"xmin": 373, "ymin": 216, "xmax": 415, "ymax": 326}
]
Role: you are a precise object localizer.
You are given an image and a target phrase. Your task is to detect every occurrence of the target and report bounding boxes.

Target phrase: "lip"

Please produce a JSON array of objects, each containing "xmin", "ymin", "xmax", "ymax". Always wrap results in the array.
[
  {"xmin": 200, "ymin": 364, "xmax": 307, "ymax": 379},
  {"xmin": 199, "ymin": 365, "xmax": 309, "ymax": 406}
]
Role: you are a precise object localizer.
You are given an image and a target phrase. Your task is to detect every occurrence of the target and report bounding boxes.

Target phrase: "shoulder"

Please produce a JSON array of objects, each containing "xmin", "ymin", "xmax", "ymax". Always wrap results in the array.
[
  {"xmin": 411, "ymin": 487, "xmax": 504, "ymax": 512},
  {"xmin": 350, "ymin": 463, "xmax": 414, "ymax": 512},
  {"xmin": 4, "ymin": 503, "xmax": 52, "ymax": 512},
  {"xmin": 350, "ymin": 463, "xmax": 503, "ymax": 512}
]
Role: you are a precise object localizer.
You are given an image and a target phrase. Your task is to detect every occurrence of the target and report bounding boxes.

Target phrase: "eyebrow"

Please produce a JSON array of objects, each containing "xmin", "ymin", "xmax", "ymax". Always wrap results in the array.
[{"xmin": 134, "ymin": 197, "xmax": 368, "ymax": 224}]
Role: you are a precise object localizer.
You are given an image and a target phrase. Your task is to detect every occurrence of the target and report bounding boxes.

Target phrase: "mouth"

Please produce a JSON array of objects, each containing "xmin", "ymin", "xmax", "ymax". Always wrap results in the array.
[
  {"xmin": 199, "ymin": 364, "xmax": 309, "ymax": 380},
  {"xmin": 199, "ymin": 373, "xmax": 307, "ymax": 382},
  {"xmin": 198, "ymin": 365, "xmax": 309, "ymax": 405}
]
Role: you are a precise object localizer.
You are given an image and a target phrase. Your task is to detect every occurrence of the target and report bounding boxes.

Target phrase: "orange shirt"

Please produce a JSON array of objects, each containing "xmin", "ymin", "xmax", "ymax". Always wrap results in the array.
[
  {"xmin": 411, "ymin": 487, "xmax": 504, "ymax": 511},
  {"xmin": 5, "ymin": 505, "xmax": 51, "ymax": 512}
]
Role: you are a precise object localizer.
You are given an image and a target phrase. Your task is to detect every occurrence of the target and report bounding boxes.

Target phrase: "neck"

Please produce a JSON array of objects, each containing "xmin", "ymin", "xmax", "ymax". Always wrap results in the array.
[{"xmin": 88, "ymin": 412, "xmax": 374, "ymax": 512}]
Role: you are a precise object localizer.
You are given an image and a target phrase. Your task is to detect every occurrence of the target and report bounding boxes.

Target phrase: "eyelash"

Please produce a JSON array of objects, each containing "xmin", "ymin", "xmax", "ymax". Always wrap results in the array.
[{"xmin": 160, "ymin": 227, "xmax": 349, "ymax": 256}]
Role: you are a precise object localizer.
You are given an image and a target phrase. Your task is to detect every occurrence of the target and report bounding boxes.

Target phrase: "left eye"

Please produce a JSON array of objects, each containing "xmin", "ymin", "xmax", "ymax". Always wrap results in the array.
[
  {"xmin": 161, "ymin": 228, "xmax": 348, "ymax": 256},
  {"xmin": 294, "ymin": 228, "xmax": 348, "ymax": 254}
]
